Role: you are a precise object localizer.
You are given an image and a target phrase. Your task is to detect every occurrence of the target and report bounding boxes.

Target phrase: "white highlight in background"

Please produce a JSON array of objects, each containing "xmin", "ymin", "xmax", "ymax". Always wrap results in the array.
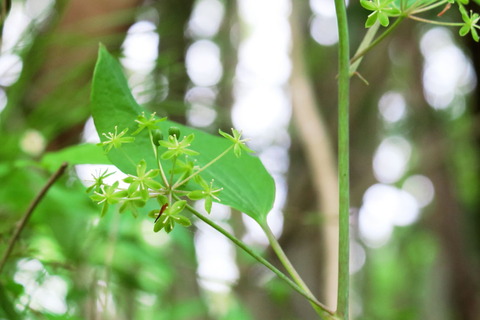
[
  {"xmin": 420, "ymin": 27, "xmax": 476, "ymax": 110},
  {"xmin": 373, "ymin": 136, "xmax": 411, "ymax": 184},
  {"xmin": 194, "ymin": 202, "xmax": 239, "ymax": 293},
  {"xmin": 359, "ymin": 184, "xmax": 419, "ymax": 247},
  {"xmin": 186, "ymin": 40, "xmax": 223, "ymax": 87},
  {"xmin": 122, "ymin": 21, "xmax": 159, "ymax": 72},
  {"xmin": 14, "ymin": 259, "xmax": 68, "ymax": 314},
  {"xmin": 403, "ymin": 175, "xmax": 435, "ymax": 208},
  {"xmin": 310, "ymin": 15, "xmax": 339, "ymax": 46},
  {"xmin": 0, "ymin": 53, "xmax": 23, "ymax": 86},
  {"xmin": 188, "ymin": 0, "xmax": 225, "ymax": 38},
  {"xmin": 186, "ymin": 86, "xmax": 218, "ymax": 127},
  {"xmin": 232, "ymin": 86, "xmax": 291, "ymax": 140},
  {"xmin": 378, "ymin": 91, "xmax": 406, "ymax": 123}
]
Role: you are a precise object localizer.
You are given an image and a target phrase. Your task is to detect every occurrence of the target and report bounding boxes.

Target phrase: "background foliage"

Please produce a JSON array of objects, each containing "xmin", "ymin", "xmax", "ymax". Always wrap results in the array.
[{"xmin": 0, "ymin": 0, "xmax": 479, "ymax": 319}]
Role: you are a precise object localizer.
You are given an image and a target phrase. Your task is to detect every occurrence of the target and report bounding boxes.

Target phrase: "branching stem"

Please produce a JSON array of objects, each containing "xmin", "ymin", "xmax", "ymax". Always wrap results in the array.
[
  {"xmin": 408, "ymin": 15, "xmax": 462, "ymax": 26},
  {"xmin": 148, "ymin": 130, "xmax": 169, "ymax": 187},
  {"xmin": 350, "ymin": 16, "xmax": 404, "ymax": 67},
  {"xmin": 262, "ymin": 224, "xmax": 334, "ymax": 318},
  {"xmin": 411, "ymin": 0, "xmax": 448, "ymax": 13},
  {"xmin": 172, "ymin": 145, "xmax": 233, "ymax": 189}
]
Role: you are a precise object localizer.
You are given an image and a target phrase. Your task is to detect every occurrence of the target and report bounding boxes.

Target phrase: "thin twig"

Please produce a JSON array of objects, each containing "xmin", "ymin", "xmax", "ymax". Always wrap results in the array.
[{"xmin": 0, "ymin": 162, "xmax": 68, "ymax": 274}]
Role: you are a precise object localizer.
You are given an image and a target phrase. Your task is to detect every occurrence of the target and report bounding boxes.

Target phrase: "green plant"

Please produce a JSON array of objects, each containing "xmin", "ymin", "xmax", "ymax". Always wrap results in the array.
[
  {"xmin": 334, "ymin": 0, "xmax": 478, "ymax": 317},
  {"xmin": 45, "ymin": 46, "xmax": 334, "ymax": 317},
  {"xmin": 25, "ymin": 0, "xmax": 480, "ymax": 318},
  {"xmin": 351, "ymin": 0, "xmax": 480, "ymax": 77}
]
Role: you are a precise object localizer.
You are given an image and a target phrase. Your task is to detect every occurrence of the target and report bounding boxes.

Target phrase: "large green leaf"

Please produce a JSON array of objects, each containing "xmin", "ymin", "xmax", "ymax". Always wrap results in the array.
[{"xmin": 90, "ymin": 46, "xmax": 275, "ymax": 224}]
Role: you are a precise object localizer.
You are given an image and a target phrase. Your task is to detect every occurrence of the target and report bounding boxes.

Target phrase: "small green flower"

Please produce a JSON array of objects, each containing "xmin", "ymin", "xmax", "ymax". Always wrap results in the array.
[
  {"xmin": 173, "ymin": 158, "xmax": 198, "ymax": 182},
  {"xmin": 90, "ymin": 181, "xmax": 128, "ymax": 216},
  {"xmin": 98, "ymin": 126, "xmax": 134, "ymax": 153},
  {"xmin": 152, "ymin": 200, "xmax": 191, "ymax": 233},
  {"xmin": 219, "ymin": 128, "xmax": 254, "ymax": 157},
  {"xmin": 123, "ymin": 160, "xmax": 163, "ymax": 193},
  {"xmin": 132, "ymin": 112, "xmax": 166, "ymax": 135},
  {"xmin": 360, "ymin": 0, "xmax": 400, "ymax": 27},
  {"xmin": 119, "ymin": 189, "xmax": 147, "ymax": 217},
  {"xmin": 86, "ymin": 169, "xmax": 115, "ymax": 193},
  {"xmin": 459, "ymin": 6, "xmax": 480, "ymax": 42},
  {"xmin": 187, "ymin": 178, "xmax": 223, "ymax": 213},
  {"xmin": 159, "ymin": 134, "xmax": 199, "ymax": 160}
]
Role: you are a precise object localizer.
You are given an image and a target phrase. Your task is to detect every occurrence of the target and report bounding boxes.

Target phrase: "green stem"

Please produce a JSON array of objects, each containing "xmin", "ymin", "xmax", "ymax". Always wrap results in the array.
[
  {"xmin": 172, "ymin": 145, "xmax": 233, "ymax": 189},
  {"xmin": 334, "ymin": 0, "xmax": 350, "ymax": 316},
  {"xmin": 411, "ymin": 0, "xmax": 448, "ymax": 13},
  {"xmin": 405, "ymin": 0, "xmax": 429, "ymax": 12},
  {"xmin": 172, "ymin": 173, "xmax": 188, "ymax": 189},
  {"xmin": 350, "ymin": 16, "xmax": 404, "ymax": 67},
  {"xmin": 169, "ymin": 156, "xmax": 177, "ymax": 186},
  {"xmin": 349, "ymin": 1, "xmax": 460, "ymax": 74},
  {"xmin": 407, "ymin": 15, "xmax": 462, "ymax": 26},
  {"xmin": 349, "ymin": 21, "xmax": 380, "ymax": 76},
  {"xmin": 183, "ymin": 201, "xmax": 333, "ymax": 317},
  {"xmin": 148, "ymin": 130, "xmax": 169, "ymax": 187},
  {"xmin": 262, "ymin": 224, "xmax": 334, "ymax": 318}
]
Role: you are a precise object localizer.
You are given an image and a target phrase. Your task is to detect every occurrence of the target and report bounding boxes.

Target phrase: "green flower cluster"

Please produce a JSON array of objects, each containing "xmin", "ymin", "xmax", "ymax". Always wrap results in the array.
[
  {"xmin": 87, "ymin": 113, "xmax": 253, "ymax": 234},
  {"xmin": 360, "ymin": 0, "xmax": 480, "ymax": 42}
]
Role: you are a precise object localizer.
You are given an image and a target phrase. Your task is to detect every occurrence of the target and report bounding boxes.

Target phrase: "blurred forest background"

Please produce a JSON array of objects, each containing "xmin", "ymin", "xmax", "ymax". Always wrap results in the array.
[{"xmin": 0, "ymin": 0, "xmax": 479, "ymax": 319}]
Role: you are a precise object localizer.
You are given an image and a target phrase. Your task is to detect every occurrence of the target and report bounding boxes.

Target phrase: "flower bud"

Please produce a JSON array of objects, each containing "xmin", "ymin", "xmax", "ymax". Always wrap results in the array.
[
  {"xmin": 168, "ymin": 126, "xmax": 180, "ymax": 139},
  {"xmin": 152, "ymin": 129, "xmax": 163, "ymax": 146}
]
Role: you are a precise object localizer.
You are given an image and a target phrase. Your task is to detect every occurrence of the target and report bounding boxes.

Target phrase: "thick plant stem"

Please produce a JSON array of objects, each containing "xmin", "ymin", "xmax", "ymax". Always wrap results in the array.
[
  {"xmin": 183, "ymin": 201, "xmax": 333, "ymax": 317},
  {"xmin": 0, "ymin": 162, "xmax": 68, "ymax": 275},
  {"xmin": 333, "ymin": 0, "xmax": 350, "ymax": 317},
  {"xmin": 262, "ymin": 224, "xmax": 334, "ymax": 318}
]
